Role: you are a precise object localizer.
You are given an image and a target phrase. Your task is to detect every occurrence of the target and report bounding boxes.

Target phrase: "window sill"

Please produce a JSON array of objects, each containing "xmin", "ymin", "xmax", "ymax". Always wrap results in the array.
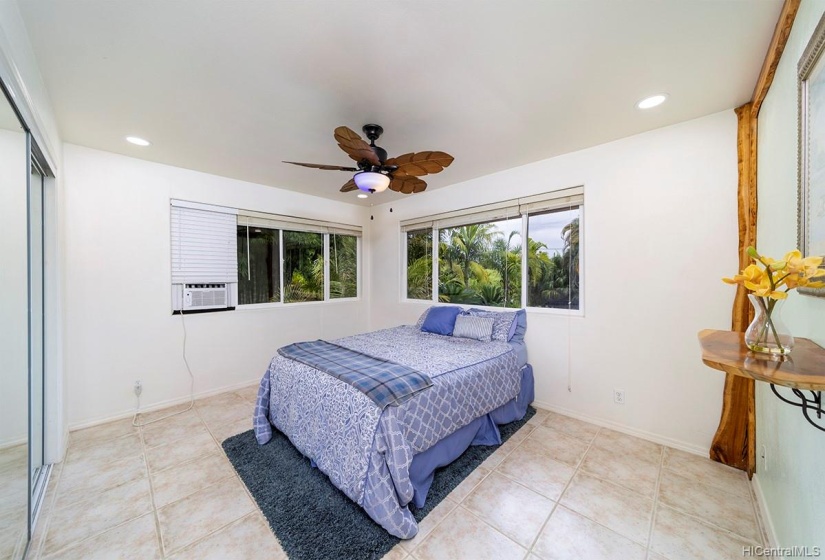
[
  {"xmin": 235, "ymin": 298, "xmax": 361, "ymax": 311},
  {"xmin": 399, "ymin": 299, "xmax": 584, "ymax": 317}
]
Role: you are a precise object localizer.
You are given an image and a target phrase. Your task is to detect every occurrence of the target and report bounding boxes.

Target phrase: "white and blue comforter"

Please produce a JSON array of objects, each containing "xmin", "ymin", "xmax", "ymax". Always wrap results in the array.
[{"xmin": 254, "ymin": 325, "xmax": 521, "ymax": 538}]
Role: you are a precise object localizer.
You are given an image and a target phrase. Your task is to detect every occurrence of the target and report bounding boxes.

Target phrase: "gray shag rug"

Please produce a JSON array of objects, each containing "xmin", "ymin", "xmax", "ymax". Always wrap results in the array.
[{"xmin": 222, "ymin": 407, "xmax": 535, "ymax": 560}]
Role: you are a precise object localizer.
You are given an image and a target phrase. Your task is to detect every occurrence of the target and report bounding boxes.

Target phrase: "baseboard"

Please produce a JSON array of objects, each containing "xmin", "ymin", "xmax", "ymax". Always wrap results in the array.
[
  {"xmin": 751, "ymin": 473, "xmax": 779, "ymax": 548},
  {"xmin": 68, "ymin": 378, "xmax": 261, "ymax": 432},
  {"xmin": 0, "ymin": 436, "xmax": 27, "ymax": 451},
  {"xmin": 532, "ymin": 399, "xmax": 708, "ymax": 457}
]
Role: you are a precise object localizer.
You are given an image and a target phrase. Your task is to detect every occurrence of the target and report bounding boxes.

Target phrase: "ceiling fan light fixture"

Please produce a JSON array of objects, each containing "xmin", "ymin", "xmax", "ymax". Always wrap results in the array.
[{"xmin": 353, "ymin": 171, "xmax": 390, "ymax": 193}]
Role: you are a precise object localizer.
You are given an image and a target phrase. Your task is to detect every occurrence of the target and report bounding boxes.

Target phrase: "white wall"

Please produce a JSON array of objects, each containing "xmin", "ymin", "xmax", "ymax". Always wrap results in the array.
[
  {"xmin": 370, "ymin": 111, "xmax": 739, "ymax": 453},
  {"xmin": 753, "ymin": 0, "xmax": 825, "ymax": 550},
  {"xmin": 62, "ymin": 144, "xmax": 371, "ymax": 427},
  {"xmin": 0, "ymin": 127, "xmax": 29, "ymax": 447}
]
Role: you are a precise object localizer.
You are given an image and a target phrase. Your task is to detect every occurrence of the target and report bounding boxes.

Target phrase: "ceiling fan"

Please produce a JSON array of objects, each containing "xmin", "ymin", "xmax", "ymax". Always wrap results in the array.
[{"xmin": 284, "ymin": 124, "xmax": 454, "ymax": 195}]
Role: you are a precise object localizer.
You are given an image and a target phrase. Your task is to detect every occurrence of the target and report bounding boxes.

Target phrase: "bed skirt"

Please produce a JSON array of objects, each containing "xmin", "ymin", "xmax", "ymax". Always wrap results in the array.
[{"xmin": 408, "ymin": 363, "xmax": 534, "ymax": 508}]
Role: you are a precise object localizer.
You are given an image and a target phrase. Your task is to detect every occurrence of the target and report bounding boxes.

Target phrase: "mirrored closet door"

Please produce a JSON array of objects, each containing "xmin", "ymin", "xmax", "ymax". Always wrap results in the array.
[
  {"xmin": 0, "ymin": 81, "xmax": 52, "ymax": 559},
  {"xmin": 29, "ymin": 157, "xmax": 47, "ymax": 510},
  {"xmin": 0, "ymin": 83, "xmax": 32, "ymax": 560}
]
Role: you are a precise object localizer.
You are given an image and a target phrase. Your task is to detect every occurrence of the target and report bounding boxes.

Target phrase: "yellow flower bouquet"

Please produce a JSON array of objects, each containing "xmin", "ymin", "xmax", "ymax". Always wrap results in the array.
[{"xmin": 723, "ymin": 247, "xmax": 825, "ymax": 355}]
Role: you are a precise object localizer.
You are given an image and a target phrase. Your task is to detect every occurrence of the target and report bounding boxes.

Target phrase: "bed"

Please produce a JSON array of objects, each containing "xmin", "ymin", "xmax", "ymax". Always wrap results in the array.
[{"xmin": 253, "ymin": 306, "xmax": 532, "ymax": 539}]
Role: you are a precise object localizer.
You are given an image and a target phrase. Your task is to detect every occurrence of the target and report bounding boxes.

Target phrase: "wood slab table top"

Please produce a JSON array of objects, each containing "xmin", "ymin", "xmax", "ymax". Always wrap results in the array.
[{"xmin": 698, "ymin": 329, "xmax": 825, "ymax": 392}]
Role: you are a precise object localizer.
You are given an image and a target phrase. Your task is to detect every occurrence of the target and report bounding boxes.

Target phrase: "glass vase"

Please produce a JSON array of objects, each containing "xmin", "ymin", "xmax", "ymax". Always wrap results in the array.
[{"xmin": 745, "ymin": 294, "xmax": 794, "ymax": 355}]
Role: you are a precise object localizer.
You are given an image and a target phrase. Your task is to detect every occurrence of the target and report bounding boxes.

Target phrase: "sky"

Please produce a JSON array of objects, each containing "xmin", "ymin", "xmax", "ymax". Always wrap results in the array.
[{"xmin": 492, "ymin": 208, "xmax": 578, "ymax": 256}]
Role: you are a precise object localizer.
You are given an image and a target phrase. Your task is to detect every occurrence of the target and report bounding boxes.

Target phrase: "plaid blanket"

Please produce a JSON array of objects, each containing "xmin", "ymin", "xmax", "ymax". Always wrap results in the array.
[{"xmin": 277, "ymin": 340, "xmax": 432, "ymax": 408}]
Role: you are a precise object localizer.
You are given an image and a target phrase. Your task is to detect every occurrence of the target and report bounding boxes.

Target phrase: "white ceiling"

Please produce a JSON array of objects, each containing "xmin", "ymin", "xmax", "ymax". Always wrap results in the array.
[{"xmin": 19, "ymin": 0, "xmax": 782, "ymax": 206}]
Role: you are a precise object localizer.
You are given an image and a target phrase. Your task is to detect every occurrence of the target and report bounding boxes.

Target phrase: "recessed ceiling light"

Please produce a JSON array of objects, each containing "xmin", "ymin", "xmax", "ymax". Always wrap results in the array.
[
  {"xmin": 125, "ymin": 136, "xmax": 151, "ymax": 146},
  {"xmin": 636, "ymin": 94, "xmax": 668, "ymax": 110},
  {"xmin": 357, "ymin": 193, "xmax": 368, "ymax": 199}
]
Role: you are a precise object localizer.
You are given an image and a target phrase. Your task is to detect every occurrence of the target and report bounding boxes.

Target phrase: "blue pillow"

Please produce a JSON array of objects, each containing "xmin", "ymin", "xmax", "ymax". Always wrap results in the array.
[
  {"xmin": 510, "ymin": 309, "xmax": 527, "ymax": 342},
  {"xmin": 421, "ymin": 306, "xmax": 463, "ymax": 336}
]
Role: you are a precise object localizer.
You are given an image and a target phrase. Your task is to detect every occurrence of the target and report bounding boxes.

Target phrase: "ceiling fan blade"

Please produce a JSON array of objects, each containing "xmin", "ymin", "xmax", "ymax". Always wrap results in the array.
[
  {"xmin": 334, "ymin": 126, "xmax": 381, "ymax": 166},
  {"xmin": 283, "ymin": 161, "xmax": 358, "ymax": 171},
  {"xmin": 384, "ymin": 151, "xmax": 454, "ymax": 177},
  {"xmin": 340, "ymin": 178, "xmax": 358, "ymax": 193},
  {"xmin": 389, "ymin": 176, "xmax": 427, "ymax": 194}
]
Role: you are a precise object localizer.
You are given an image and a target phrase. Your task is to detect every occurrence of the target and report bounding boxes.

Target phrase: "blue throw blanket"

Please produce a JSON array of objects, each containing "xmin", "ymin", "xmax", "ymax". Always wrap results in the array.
[{"xmin": 277, "ymin": 340, "xmax": 433, "ymax": 408}]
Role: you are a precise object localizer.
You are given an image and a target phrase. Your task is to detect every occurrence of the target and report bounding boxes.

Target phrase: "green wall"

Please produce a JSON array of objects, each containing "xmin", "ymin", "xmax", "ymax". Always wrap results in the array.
[{"xmin": 755, "ymin": 0, "xmax": 825, "ymax": 552}]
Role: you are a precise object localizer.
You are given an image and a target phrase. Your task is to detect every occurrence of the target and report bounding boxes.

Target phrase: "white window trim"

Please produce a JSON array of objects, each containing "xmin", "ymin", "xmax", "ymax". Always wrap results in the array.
[
  {"xmin": 400, "ymin": 188, "xmax": 584, "ymax": 316},
  {"xmin": 237, "ymin": 229, "xmax": 362, "ymax": 307}
]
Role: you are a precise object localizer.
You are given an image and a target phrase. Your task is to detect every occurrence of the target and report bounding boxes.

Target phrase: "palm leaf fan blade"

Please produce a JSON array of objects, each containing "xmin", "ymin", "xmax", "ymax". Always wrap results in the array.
[
  {"xmin": 333, "ymin": 126, "xmax": 380, "ymax": 166},
  {"xmin": 340, "ymin": 178, "xmax": 358, "ymax": 193},
  {"xmin": 384, "ymin": 151, "xmax": 454, "ymax": 177}
]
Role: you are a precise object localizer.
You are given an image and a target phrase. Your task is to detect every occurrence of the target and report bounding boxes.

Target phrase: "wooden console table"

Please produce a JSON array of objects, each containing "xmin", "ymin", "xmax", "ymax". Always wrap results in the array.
[{"xmin": 699, "ymin": 329, "xmax": 825, "ymax": 433}]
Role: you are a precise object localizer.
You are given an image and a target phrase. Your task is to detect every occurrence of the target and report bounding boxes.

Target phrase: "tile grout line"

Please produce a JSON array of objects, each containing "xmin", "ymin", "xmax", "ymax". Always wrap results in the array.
[
  {"xmin": 151, "ymin": 399, "xmax": 260, "ymax": 557},
  {"xmin": 34, "ymin": 430, "xmax": 151, "ymax": 559},
  {"xmin": 523, "ymin": 424, "xmax": 603, "ymax": 558},
  {"xmin": 746, "ymin": 475, "xmax": 769, "ymax": 547},
  {"xmin": 643, "ymin": 444, "xmax": 666, "ymax": 560},
  {"xmin": 139, "ymin": 424, "xmax": 167, "ymax": 559},
  {"xmin": 655, "ymin": 461, "xmax": 763, "ymax": 545},
  {"xmin": 35, "ymin": 392, "xmax": 255, "ymax": 560},
  {"xmin": 406, "ymin": 416, "xmax": 535, "ymax": 558}
]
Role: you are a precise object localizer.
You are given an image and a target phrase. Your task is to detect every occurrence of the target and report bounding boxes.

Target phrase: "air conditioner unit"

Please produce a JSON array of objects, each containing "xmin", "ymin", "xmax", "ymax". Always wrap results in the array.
[{"xmin": 174, "ymin": 283, "xmax": 231, "ymax": 311}]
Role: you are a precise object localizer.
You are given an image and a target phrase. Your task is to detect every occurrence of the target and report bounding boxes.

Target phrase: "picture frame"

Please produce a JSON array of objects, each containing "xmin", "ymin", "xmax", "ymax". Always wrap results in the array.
[{"xmin": 798, "ymin": 13, "xmax": 825, "ymax": 297}]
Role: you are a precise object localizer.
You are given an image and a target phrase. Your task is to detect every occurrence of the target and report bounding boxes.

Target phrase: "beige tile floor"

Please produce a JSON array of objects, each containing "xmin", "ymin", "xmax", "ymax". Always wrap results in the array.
[{"xmin": 26, "ymin": 391, "xmax": 767, "ymax": 560}]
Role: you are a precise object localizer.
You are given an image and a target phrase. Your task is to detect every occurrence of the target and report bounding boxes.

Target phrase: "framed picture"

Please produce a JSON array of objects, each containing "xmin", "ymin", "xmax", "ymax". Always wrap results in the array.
[{"xmin": 799, "ymin": 13, "xmax": 825, "ymax": 297}]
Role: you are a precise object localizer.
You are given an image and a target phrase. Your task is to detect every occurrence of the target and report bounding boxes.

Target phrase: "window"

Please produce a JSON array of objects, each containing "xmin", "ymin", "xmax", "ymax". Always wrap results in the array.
[
  {"xmin": 401, "ymin": 187, "xmax": 583, "ymax": 312},
  {"xmin": 526, "ymin": 208, "xmax": 580, "ymax": 309},
  {"xmin": 237, "ymin": 225, "xmax": 280, "ymax": 305},
  {"xmin": 173, "ymin": 201, "xmax": 361, "ymax": 311},
  {"xmin": 235, "ymin": 210, "xmax": 360, "ymax": 306},
  {"xmin": 437, "ymin": 218, "xmax": 522, "ymax": 308},
  {"xmin": 406, "ymin": 229, "xmax": 432, "ymax": 300},
  {"xmin": 283, "ymin": 231, "xmax": 324, "ymax": 303},
  {"xmin": 329, "ymin": 234, "xmax": 358, "ymax": 299}
]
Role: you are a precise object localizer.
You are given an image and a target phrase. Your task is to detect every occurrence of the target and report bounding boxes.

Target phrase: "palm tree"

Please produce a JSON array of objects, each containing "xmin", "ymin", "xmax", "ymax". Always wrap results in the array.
[{"xmin": 446, "ymin": 224, "xmax": 498, "ymax": 287}]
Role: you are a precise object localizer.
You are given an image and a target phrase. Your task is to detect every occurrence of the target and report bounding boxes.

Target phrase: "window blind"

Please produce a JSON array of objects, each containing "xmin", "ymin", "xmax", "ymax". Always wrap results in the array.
[
  {"xmin": 237, "ymin": 209, "xmax": 362, "ymax": 237},
  {"xmin": 399, "ymin": 186, "xmax": 583, "ymax": 231},
  {"xmin": 170, "ymin": 200, "xmax": 238, "ymax": 284}
]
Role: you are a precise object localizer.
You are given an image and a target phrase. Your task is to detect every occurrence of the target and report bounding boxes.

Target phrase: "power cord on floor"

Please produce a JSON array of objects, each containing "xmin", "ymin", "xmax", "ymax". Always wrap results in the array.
[{"xmin": 132, "ymin": 304, "xmax": 196, "ymax": 427}]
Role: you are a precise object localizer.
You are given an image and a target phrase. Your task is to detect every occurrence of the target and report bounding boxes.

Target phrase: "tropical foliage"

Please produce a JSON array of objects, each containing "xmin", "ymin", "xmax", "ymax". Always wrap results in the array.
[
  {"xmin": 406, "ymin": 230, "xmax": 433, "ymax": 300},
  {"xmin": 237, "ymin": 226, "xmax": 280, "ymax": 304},
  {"xmin": 283, "ymin": 231, "xmax": 324, "ymax": 302},
  {"xmin": 329, "ymin": 234, "xmax": 358, "ymax": 298},
  {"xmin": 238, "ymin": 227, "xmax": 357, "ymax": 304},
  {"xmin": 406, "ymin": 210, "xmax": 581, "ymax": 309}
]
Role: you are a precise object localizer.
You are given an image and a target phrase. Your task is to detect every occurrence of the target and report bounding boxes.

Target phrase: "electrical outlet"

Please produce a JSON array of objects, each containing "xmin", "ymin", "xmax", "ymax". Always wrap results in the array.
[
  {"xmin": 134, "ymin": 380, "xmax": 143, "ymax": 397},
  {"xmin": 761, "ymin": 444, "xmax": 768, "ymax": 471},
  {"xmin": 613, "ymin": 389, "xmax": 625, "ymax": 404}
]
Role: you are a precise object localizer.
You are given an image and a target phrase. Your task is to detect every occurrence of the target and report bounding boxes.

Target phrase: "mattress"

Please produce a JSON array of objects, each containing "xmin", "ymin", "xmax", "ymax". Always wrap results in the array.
[{"xmin": 254, "ymin": 325, "xmax": 525, "ymax": 538}]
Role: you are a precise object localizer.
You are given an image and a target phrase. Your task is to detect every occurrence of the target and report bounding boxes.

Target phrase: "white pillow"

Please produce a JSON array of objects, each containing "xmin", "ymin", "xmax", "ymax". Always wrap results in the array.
[{"xmin": 452, "ymin": 315, "xmax": 495, "ymax": 342}]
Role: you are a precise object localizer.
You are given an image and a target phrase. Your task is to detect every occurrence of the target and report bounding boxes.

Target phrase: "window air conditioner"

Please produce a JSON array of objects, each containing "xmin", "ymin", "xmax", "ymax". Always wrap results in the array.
[{"xmin": 181, "ymin": 283, "xmax": 230, "ymax": 311}]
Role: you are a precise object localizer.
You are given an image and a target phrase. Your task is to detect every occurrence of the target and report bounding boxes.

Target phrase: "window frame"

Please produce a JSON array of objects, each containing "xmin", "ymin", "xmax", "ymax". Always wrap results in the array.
[
  {"xmin": 236, "ymin": 228, "xmax": 360, "ymax": 310},
  {"xmin": 400, "ymin": 190, "xmax": 584, "ymax": 316},
  {"xmin": 327, "ymin": 232, "xmax": 361, "ymax": 301}
]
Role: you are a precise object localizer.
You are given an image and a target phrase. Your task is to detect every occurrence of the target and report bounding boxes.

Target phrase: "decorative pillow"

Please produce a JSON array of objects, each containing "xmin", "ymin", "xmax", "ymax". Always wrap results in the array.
[
  {"xmin": 510, "ymin": 309, "xmax": 528, "ymax": 342},
  {"xmin": 421, "ymin": 306, "xmax": 463, "ymax": 336},
  {"xmin": 452, "ymin": 315, "xmax": 495, "ymax": 342},
  {"xmin": 415, "ymin": 307, "xmax": 433, "ymax": 329},
  {"xmin": 466, "ymin": 308, "xmax": 519, "ymax": 342}
]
